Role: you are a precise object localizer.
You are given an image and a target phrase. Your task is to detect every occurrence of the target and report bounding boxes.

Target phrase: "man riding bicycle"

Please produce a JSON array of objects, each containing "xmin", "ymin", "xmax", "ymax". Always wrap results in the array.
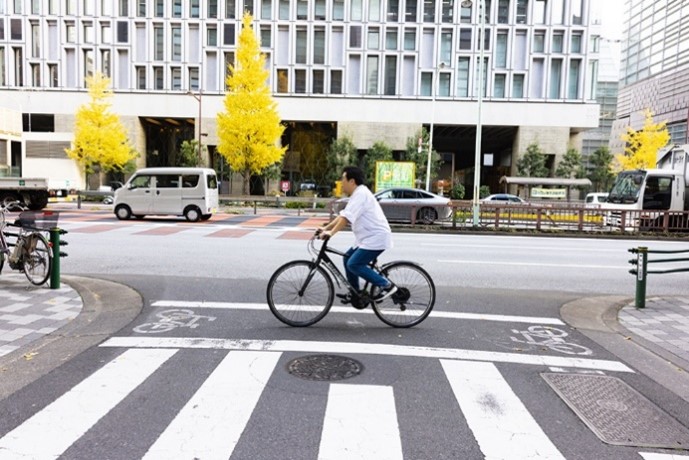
[{"xmin": 318, "ymin": 166, "xmax": 397, "ymax": 303}]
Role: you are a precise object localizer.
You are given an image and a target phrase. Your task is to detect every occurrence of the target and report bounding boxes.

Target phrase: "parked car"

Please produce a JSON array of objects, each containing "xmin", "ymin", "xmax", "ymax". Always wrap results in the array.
[
  {"xmin": 333, "ymin": 187, "xmax": 452, "ymax": 224},
  {"xmin": 481, "ymin": 194, "xmax": 527, "ymax": 204},
  {"xmin": 584, "ymin": 192, "xmax": 609, "ymax": 208}
]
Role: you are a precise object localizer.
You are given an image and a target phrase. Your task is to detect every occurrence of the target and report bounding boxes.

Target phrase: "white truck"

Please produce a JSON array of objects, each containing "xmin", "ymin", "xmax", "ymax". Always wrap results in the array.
[
  {"xmin": 604, "ymin": 144, "xmax": 689, "ymax": 231},
  {"xmin": 0, "ymin": 177, "xmax": 50, "ymax": 210}
]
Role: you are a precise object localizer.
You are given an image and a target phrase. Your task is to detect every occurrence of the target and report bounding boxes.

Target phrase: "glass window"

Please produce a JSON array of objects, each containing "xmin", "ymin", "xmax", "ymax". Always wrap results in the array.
[
  {"xmin": 154, "ymin": 25, "xmax": 164, "ymax": 59},
  {"xmin": 552, "ymin": 32, "xmax": 563, "ymax": 53},
  {"xmin": 534, "ymin": 0, "xmax": 545, "ymax": 24},
  {"xmin": 224, "ymin": 23, "xmax": 235, "ymax": 45},
  {"xmin": 456, "ymin": 56, "xmax": 469, "ymax": 97},
  {"xmin": 314, "ymin": 28, "xmax": 325, "ymax": 63},
  {"xmin": 295, "ymin": 68, "xmax": 306, "ymax": 93},
  {"xmin": 171, "ymin": 67, "xmax": 181, "ymax": 90},
  {"xmin": 119, "ymin": 0, "xmax": 129, "ymax": 15},
  {"xmin": 494, "ymin": 74, "xmax": 505, "ymax": 97},
  {"xmin": 331, "ymin": 69, "xmax": 342, "ymax": 94},
  {"xmin": 260, "ymin": 26, "xmax": 271, "ymax": 46},
  {"xmin": 405, "ymin": 0, "xmax": 417, "ymax": 21},
  {"xmin": 388, "ymin": 0, "xmax": 399, "ymax": 21},
  {"xmin": 136, "ymin": 0, "xmax": 145, "ymax": 16},
  {"xmin": 497, "ymin": 0, "xmax": 508, "ymax": 23},
  {"xmin": 369, "ymin": 0, "xmax": 380, "ymax": 21},
  {"xmin": 571, "ymin": 33, "xmax": 582, "ymax": 53},
  {"xmin": 131, "ymin": 175, "xmax": 152, "ymax": 189},
  {"xmin": 460, "ymin": 3, "xmax": 471, "ymax": 23},
  {"xmin": 386, "ymin": 29, "xmax": 398, "ymax": 50},
  {"xmin": 182, "ymin": 174, "xmax": 200, "ymax": 187},
  {"xmin": 10, "ymin": 19, "xmax": 22, "ymax": 40},
  {"xmin": 533, "ymin": 31, "xmax": 545, "ymax": 52},
  {"xmin": 423, "ymin": 0, "xmax": 435, "ymax": 22},
  {"xmin": 157, "ymin": 0, "xmax": 166, "ymax": 17},
  {"xmin": 351, "ymin": 0, "xmax": 362, "ymax": 20},
  {"xmin": 297, "ymin": 0, "xmax": 308, "ymax": 19},
  {"xmin": 549, "ymin": 58, "xmax": 562, "ymax": 99},
  {"xmin": 154, "ymin": 66, "xmax": 164, "ymax": 89},
  {"xmin": 366, "ymin": 55, "xmax": 379, "ymax": 94},
  {"xmin": 459, "ymin": 28, "xmax": 471, "ymax": 50},
  {"xmin": 333, "ymin": 0, "xmax": 344, "ymax": 20},
  {"xmin": 156, "ymin": 174, "xmax": 179, "ymax": 188},
  {"xmin": 384, "ymin": 55, "xmax": 396, "ymax": 95},
  {"xmin": 117, "ymin": 21, "xmax": 128, "ymax": 42},
  {"xmin": 172, "ymin": 26, "xmax": 182, "ymax": 61},
  {"xmin": 295, "ymin": 28, "xmax": 307, "ymax": 63},
  {"xmin": 48, "ymin": 63, "xmax": 58, "ymax": 87},
  {"xmin": 496, "ymin": 32, "xmax": 507, "ymax": 68},
  {"xmin": 350, "ymin": 25, "xmax": 362, "ymax": 47},
  {"xmin": 227, "ymin": 0, "xmax": 237, "ymax": 18},
  {"xmin": 516, "ymin": 0, "xmax": 527, "ymax": 24},
  {"xmin": 567, "ymin": 58, "xmax": 580, "ymax": 99},
  {"xmin": 208, "ymin": 26, "xmax": 217, "ymax": 45},
  {"xmin": 404, "ymin": 28, "xmax": 416, "ymax": 50},
  {"xmin": 440, "ymin": 31, "xmax": 452, "ymax": 63},
  {"xmin": 277, "ymin": 69, "xmax": 288, "ymax": 92},
  {"xmin": 313, "ymin": 69, "xmax": 324, "ymax": 93},
  {"xmin": 172, "ymin": 0, "xmax": 182, "ymax": 16},
  {"xmin": 101, "ymin": 49, "xmax": 111, "ymax": 76},
  {"xmin": 441, "ymin": 0, "xmax": 452, "ymax": 23},
  {"xmin": 571, "ymin": 0, "xmax": 582, "ymax": 25},
  {"xmin": 314, "ymin": 0, "xmax": 326, "ymax": 19},
  {"xmin": 368, "ymin": 27, "xmax": 380, "ymax": 50},
  {"xmin": 551, "ymin": 0, "xmax": 564, "ymax": 24},
  {"xmin": 243, "ymin": 0, "xmax": 254, "ymax": 15},
  {"xmin": 136, "ymin": 66, "xmax": 146, "ymax": 89},
  {"xmin": 190, "ymin": 0, "xmax": 200, "ymax": 17},
  {"xmin": 209, "ymin": 0, "xmax": 219, "ymax": 17},
  {"xmin": 512, "ymin": 74, "xmax": 524, "ymax": 98}
]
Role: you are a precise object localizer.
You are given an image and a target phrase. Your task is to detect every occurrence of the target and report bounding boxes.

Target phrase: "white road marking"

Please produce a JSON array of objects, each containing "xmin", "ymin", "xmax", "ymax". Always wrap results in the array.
[
  {"xmin": 150, "ymin": 300, "xmax": 565, "ymax": 325},
  {"xmin": 438, "ymin": 259, "xmax": 628, "ymax": 269},
  {"xmin": 142, "ymin": 351, "xmax": 280, "ymax": 460},
  {"xmin": 421, "ymin": 242, "xmax": 622, "ymax": 253},
  {"xmin": 0, "ymin": 348, "xmax": 176, "ymax": 460},
  {"xmin": 441, "ymin": 360, "xmax": 565, "ymax": 460},
  {"xmin": 639, "ymin": 454, "xmax": 689, "ymax": 459},
  {"xmin": 100, "ymin": 337, "xmax": 633, "ymax": 373},
  {"xmin": 319, "ymin": 384, "xmax": 403, "ymax": 460}
]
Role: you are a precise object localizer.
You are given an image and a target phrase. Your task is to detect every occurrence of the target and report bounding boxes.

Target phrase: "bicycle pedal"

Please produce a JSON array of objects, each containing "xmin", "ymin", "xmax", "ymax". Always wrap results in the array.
[{"xmin": 336, "ymin": 293, "xmax": 351, "ymax": 305}]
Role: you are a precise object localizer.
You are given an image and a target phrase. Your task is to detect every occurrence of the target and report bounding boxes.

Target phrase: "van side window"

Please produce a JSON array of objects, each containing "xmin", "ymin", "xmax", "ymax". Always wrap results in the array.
[
  {"xmin": 182, "ymin": 174, "xmax": 200, "ymax": 188},
  {"xmin": 130, "ymin": 175, "xmax": 151, "ymax": 189},
  {"xmin": 156, "ymin": 174, "xmax": 179, "ymax": 188},
  {"xmin": 207, "ymin": 174, "xmax": 218, "ymax": 189}
]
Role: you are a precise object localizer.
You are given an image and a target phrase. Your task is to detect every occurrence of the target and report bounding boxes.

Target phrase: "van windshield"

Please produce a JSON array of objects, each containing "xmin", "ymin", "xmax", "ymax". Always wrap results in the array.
[{"xmin": 608, "ymin": 171, "xmax": 644, "ymax": 204}]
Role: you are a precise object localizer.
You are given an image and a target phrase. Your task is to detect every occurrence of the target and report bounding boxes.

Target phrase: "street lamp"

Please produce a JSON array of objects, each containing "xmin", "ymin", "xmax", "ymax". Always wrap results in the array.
[
  {"xmin": 426, "ymin": 62, "xmax": 446, "ymax": 192},
  {"xmin": 461, "ymin": 0, "xmax": 485, "ymax": 227},
  {"xmin": 186, "ymin": 90, "xmax": 202, "ymax": 162}
]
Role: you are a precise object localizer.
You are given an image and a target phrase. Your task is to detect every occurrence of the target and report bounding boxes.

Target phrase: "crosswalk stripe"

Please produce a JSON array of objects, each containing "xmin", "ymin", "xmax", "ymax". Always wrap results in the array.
[
  {"xmin": 639, "ymin": 453, "xmax": 689, "ymax": 459},
  {"xmin": 100, "ymin": 337, "xmax": 634, "ymax": 372},
  {"xmin": 149, "ymin": 300, "xmax": 565, "ymax": 325},
  {"xmin": 441, "ymin": 360, "xmax": 565, "ymax": 460},
  {"xmin": 142, "ymin": 351, "xmax": 281, "ymax": 460},
  {"xmin": 0, "ymin": 348, "xmax": 176, "ymax": 459},
  {"xmin": 319, "ymin": 384, "xmax": 403, "ymax": 460}
]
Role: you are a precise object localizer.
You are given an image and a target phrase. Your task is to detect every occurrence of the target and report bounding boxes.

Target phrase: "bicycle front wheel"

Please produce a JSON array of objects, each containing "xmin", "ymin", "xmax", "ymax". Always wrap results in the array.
[
  {"xmin": 22, "ymin": 232, "xmax": 52, "ymax": 286},
  {"xmin": 373, "ymin": 262, "xmax": 435, "ymax": 328},
  {"xmin": 266, "ymin": 261, "xmax": 334, "ymax": 327}
]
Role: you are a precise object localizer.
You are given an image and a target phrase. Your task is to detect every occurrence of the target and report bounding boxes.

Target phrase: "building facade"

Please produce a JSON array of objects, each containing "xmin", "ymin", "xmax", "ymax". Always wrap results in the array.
[
  {"xmin": 0, "ymin": 0, "xmax": 598, "ymax": 195},
  {"xmin": 610, "ymin": 0, "xmax": 689, "ymax": 156}
]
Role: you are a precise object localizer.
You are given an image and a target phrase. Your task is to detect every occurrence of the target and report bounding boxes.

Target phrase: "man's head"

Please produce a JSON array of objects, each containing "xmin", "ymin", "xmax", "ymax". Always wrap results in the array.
[{"xmin": 341, "ymin": 166, "xmax": 365, "ymax": 195}]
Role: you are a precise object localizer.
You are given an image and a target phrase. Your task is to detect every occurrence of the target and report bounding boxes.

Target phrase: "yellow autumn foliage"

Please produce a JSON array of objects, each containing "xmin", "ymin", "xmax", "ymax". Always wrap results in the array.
[
  {"xmin": 616, "ymin": 109, "xmax": 670, "ymax": 170},
  {"xmin": 65, "ymin": 73, "xmax": 136, "ymax": 173},
  {"xmin": 216, "ymin": 13, "xmax": 287, "ymax": 194}
]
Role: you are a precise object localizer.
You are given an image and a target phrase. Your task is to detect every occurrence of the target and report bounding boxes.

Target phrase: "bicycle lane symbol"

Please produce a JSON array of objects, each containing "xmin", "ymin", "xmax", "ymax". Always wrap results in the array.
[
  {"xmin": 509, "ymin": 325, "xmax": 593, "ymax": 356},
  {"xmin": 133, "ymin": 309, "xmax": 216, "ymax": 334}
]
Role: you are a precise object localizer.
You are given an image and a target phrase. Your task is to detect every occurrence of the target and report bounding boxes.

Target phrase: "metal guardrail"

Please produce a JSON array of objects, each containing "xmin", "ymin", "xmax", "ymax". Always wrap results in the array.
[
  {"xmin": 220, "ymin": 195, "xmax": 330, "ymax": 215},
  {"xmin": 76, "ymin": 190, "xmax": 114, "ymax": 209},
  {"xmin": 628, "ymin": 247, "xmax": 689, "ymax": 308}
]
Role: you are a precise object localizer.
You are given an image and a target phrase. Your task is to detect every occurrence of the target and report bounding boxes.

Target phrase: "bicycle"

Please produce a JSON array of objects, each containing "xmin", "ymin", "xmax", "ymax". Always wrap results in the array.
[
  {"xmin": 266, "ymin": 232, "xmax": 435, "ymax": 328},
  {"xmin": 0, "ymin": 201, "xmax": 54, "ymax": 286}
]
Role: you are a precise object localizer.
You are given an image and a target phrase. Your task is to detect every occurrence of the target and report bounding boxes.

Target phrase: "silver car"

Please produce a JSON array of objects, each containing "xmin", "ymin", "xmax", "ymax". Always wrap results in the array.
[{"xmin": 334, "ymin": 187, "xmax": 453, "ymax": 224}]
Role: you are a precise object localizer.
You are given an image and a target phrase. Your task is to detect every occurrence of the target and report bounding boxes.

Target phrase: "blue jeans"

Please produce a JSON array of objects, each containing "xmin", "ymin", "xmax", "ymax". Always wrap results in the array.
[{"xmin": 343, "ymin": 247, "xmax": 390, "ymax": 292}]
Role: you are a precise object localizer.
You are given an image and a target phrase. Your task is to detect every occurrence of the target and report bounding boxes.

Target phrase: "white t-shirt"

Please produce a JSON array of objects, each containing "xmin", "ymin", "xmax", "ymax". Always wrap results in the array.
[{"xmin": 340, "ymin": 185, "xmax": 393, "ymax": 250}]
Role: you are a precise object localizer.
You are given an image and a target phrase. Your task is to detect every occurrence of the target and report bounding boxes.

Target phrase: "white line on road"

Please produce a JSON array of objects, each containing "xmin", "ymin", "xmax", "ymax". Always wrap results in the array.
[
  {"xmin": 438, "ymin": 259, "xmax": 628, "ymax": 269},
  {"xmin": 319, "ymin": 384, "xmax": 403, "ymax": 460},
  {"xmin": 639, "ymin": 454, "xmax": 689, "ymax": 459},
  {"xmin": 421, "ymin": 242, "xmax": 622, "ymax": 253},
  {"xmin": 0, "ymin": 348, "xmax": 176, "ymax": 460},
  {"xmin": 99, "ymin": 337, "xmax": 633, "ymax": 373},
  {"xmin": 142, "ymin": 351, "xmax": 281, "ymax": 460},
  {"xmin": 441, "ymin": 360, "xmax": 565, "ymax": 460},
  {"xmin": 150, "ymin": 300, "xmax": 565, "ymax": 325}
]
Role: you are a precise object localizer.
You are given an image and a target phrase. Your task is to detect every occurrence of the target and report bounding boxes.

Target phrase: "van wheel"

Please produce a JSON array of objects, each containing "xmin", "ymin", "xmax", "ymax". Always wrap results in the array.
[
  {"xmin": 201, "ymin": 214, "xmax": 212, "ymax": 221},
  {"xmin": 115, "ymin": 205, "xmax": 132, "ymax": 220},
  {"xmin": 184, "ymin": 206, "xmax": 201, "ymax": 222}
]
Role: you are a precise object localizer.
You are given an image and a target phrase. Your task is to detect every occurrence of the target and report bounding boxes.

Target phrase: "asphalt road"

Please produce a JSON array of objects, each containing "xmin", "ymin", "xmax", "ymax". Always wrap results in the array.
[{"xmin": 1, "ymin": 215, "xmax": 688, "ymax": 459}]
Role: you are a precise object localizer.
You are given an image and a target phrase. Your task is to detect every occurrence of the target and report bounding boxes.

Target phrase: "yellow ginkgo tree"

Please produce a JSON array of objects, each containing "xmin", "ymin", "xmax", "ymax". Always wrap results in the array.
[
  {"xmin": 616, "ymin": 109, "xmax": 670, "ymax": 170},
  {"xmin": 65, "ymin": 72, "xmax": 137, "ymax": 176},
  {"xmin": 216, "ymin": 13, "xmax": 287, "ymax": 195}
]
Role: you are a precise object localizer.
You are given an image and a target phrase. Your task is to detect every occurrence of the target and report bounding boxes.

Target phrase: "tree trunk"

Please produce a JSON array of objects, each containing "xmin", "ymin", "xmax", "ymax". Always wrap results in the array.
[{"xmin": 242, "ymin": 171, "xmax": 251, "ymax": 195}]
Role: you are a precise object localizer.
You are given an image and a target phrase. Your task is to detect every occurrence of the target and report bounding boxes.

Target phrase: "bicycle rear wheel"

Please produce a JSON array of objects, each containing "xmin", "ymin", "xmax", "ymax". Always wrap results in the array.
[
  {"xmin": 266, "ymin": 260, "xmax": 334, "ymax": 327},
  {"xmin": 22, "ymin": 232, "xmax": 52, "ymax": 286},
  {"xmin": 373, "ymin": 262, "xmax": 435, "ymax": 328}
]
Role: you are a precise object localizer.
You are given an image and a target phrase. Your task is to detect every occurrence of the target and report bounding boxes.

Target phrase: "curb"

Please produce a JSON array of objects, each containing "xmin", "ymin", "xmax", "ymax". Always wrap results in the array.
[
  {"xmin": 0, "ymin": 275, "xmax": 143, "ymax": 401},
  {"xmin": 561, "ymin": 296, "xmax": 689, "ymax": 404}
]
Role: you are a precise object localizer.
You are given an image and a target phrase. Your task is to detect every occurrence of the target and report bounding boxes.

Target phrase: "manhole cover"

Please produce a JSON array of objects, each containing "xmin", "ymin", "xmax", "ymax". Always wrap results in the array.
[
  {"xmin": 287, "ymin": 355, "xmax": 363, "ymax": 381},
  {"xmin": 542, "ymin": 373, "xmax": 689, "ymax": 449}
]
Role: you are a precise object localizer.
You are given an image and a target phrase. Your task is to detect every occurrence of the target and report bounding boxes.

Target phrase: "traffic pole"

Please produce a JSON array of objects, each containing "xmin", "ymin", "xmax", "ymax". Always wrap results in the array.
[{"xmin": 635, "ymin": 246, "xmax": 647, "ymax": 309}]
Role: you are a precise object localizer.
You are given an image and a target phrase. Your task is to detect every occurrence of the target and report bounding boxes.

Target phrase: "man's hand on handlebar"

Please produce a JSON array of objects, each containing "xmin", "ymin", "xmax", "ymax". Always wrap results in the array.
[{"xmin": 315, "ymin": 228, "xmax": 331, "ymax": 240}]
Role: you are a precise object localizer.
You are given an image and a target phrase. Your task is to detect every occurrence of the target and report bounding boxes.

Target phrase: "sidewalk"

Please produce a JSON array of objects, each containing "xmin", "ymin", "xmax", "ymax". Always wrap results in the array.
[{"xmin": 1, "ymin": 272, "xmax": 688, "ymax": 399}]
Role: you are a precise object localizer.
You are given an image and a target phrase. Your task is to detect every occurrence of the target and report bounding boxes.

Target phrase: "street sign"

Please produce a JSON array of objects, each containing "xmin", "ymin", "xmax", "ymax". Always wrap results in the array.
[{"xmin": 280, "ymin": 180, "xmax": 290, "ymax": 193}]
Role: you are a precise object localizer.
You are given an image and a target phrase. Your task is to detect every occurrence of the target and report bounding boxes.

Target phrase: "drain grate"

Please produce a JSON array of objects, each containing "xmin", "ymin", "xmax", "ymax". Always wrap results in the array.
[
  {"xmin": 542, "ymin": 373, "xmax": 689, "ymax": 449},
  {"xmin": 287, "ymin": 355, "xmax": 363, "ymax": 381}
]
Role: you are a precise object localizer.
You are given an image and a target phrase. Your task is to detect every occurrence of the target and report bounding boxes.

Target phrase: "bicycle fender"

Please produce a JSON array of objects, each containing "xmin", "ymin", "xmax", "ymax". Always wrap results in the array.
[{"xmin": 380, "ymin": 260, "xmax": 425, "ymax": 271}]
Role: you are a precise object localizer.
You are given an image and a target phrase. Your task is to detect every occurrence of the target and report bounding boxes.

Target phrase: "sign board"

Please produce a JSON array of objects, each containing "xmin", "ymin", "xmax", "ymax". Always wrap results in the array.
[
  {"xmin": 483, "ymin": 153, "xmax": 494, "ymax": 167},
  {"xmin": 531, "ymin": 187, "xmax": 566, "ymax": 199},
  {"xmin": 19, "ymin": 180, "xmax": 25, "ymax": 186},
  {"xmin": 374, "ymin": 161, "xmax": 415, "ymax": 192},
  {"xmin": 280, "ymin": 180, "xmax": 290, "ymax": 193}
]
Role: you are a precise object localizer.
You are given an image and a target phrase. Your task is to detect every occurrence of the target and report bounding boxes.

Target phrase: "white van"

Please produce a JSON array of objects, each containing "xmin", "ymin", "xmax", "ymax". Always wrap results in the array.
[
  {"xmin": 114, "ymin": 167, "xmax": 219, "ymax": 222},
  {"xmin": 584, "ymin": 192, "xmax": 609, "ymax": 208}
]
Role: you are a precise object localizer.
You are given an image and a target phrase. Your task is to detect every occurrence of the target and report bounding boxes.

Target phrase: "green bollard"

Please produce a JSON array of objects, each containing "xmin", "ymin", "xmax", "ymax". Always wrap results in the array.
[
  {"xmin": 635, "ymin": 246, "xmax": 647, "ymax": 309},
  {"xmin": 50, "ymin": 227, "xmax": 61, "ymax": 289}
]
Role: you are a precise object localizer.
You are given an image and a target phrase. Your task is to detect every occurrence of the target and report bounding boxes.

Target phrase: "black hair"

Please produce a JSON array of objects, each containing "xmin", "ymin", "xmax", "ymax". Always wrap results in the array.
[{"xmin": 342, "ymin": 166, "xmax": 365, "ymax": 186}]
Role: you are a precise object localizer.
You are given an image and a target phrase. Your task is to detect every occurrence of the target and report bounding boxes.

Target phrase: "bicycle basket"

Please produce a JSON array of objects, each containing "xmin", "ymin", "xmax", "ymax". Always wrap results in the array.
[{"xmin": 14, "ymin": 210, "xmax": 60, "ymax": 230}]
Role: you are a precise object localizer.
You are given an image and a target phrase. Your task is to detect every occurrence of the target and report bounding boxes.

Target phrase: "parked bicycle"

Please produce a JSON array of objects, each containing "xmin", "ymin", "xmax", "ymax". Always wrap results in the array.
[
  {"xmin": 266, "ymin": 232, "xmax": 435, "ymax": 328},
  {"xmin": 0, "ymin": 201, "xmax": 54, "ymax": 286}
]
